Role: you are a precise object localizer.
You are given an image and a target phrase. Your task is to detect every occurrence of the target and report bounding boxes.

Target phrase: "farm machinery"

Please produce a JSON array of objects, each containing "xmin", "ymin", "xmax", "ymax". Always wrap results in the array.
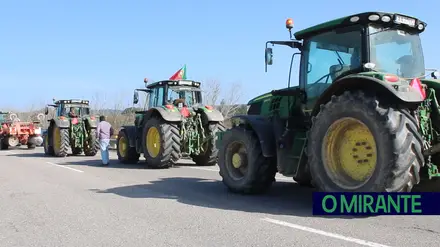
[
  {"xmin": 0, "ymin": 111, "xmax": 44, "ymax": 149},
  {"xmin": 43, "ymin": 99, "xmax": 99, "ymax": 157},
  {"xmin": 116, "ymin": 78, "xmax": 225, "ymax": 168},
  {"xmin": 216, "ymin": 12, "xmax": 440, "ymax": 193}
]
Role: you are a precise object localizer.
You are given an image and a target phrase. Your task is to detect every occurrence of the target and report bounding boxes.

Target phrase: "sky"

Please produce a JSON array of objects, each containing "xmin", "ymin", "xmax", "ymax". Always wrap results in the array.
[{"xmin": 1, "ymin": 0, "xmax": 439, "ymax": 111}]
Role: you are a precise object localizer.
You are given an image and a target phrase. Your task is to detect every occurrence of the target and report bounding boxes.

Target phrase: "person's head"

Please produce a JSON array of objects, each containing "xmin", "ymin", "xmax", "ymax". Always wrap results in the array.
[{"xmin": 99, "ymin": 115, "xmax": 106, "ymax": 122}]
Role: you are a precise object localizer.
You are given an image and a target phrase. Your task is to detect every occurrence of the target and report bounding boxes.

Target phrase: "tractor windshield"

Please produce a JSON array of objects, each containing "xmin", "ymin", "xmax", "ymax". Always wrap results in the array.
[
  {"xmin": 167, "ymin": 86, "xmax": 200, "ymax": 107},
  {"xmin": 61, "ymin": 105, "xmax": 90, "ymax": 117},
  {"xmin": 369, "ymin": 25, "xmax": 425, "ymax": 78}
]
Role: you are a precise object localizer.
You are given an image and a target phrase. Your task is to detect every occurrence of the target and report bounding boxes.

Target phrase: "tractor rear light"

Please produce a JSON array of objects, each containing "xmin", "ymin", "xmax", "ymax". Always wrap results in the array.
[
  {"xmin": 410, "ymin": 78, "xmax": 426, "ymax": 100},
  {"xmin": 165, "ymin": 104, "xmax": 174, "ymax": 109},
  {"xmin": 205, "ymin": 105, "xmax": 214, "ymax": 110},
  {"xmin": 384, "ymin": 75, "xmax": 399, "ymax": 83}
]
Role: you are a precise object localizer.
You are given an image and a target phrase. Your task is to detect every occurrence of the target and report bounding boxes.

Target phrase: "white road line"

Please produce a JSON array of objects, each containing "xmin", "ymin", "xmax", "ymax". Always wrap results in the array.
[
  {"xmin": 0, "ymin": 150, "xmax": 17, "ymax": 155},
  {"xmin": 46, "ymin": 162, "xmax": 84, "ymax": 173},
  {"xmin": 261, "ymin": 218, "xmax": 391, "ymax": 247},
  {"xmin": 184, "ymin": 166, "xmax": 293, "ymax": 181}
]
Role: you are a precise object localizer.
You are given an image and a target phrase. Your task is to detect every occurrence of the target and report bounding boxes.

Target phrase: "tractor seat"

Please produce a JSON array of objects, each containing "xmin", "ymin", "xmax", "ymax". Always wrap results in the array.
[{"xmin": 329, "ymin": 64, "xmax": 351, "ymax": 81}]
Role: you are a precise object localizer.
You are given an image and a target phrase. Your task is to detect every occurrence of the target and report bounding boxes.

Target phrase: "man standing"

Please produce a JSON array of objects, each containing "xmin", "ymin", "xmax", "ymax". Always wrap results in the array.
[{"xmin": 96, "ymin": 116, "xmax": 114, "ymax": 166}]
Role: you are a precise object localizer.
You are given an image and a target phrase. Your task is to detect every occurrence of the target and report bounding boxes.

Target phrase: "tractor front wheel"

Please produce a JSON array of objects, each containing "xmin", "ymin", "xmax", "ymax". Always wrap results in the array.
[
  {"xmin": 117, "ymin": 130, "xmax": 140, "ymax": 164},
  {"xmin": 142, "ymin": 117, "xmax": 181, "ymax": 169},
  {"xmin": 308, "ymin": 91, "xmax": 423, "ymax": 192},
  {"xmin": 84, "ymin": 129, "xmax": 99, "ymax": 156},
  {"xmin": 52, "ymin": 126, "xmax": 69, "ymax": 157},
  {"xmin": 218, "ymin": 126, "xmax": 277, "ymax": 194},
  {"xmin": 191, "ymin": 122, "xmax": 226, "ymax": 166}
]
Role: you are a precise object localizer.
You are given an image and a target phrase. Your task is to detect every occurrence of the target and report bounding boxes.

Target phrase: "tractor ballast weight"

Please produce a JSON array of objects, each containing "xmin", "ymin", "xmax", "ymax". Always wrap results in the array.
[
  {"xmin": 117, "ymin": 79, "xmax": 225, "ymax": 168},
  {"xmin": 216, "ymin": 12, "xmax": 440, "ymax": 194},
  {"xmin": 43, "ymin": 99, "xmax": 99, "ymax": 157}
]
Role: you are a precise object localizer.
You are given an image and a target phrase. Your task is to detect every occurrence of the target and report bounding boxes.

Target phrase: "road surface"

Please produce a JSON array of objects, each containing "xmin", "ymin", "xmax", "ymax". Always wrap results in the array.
[{"xmin": 0, "ymin": 147, "xmax": 439, "ymax": 247}]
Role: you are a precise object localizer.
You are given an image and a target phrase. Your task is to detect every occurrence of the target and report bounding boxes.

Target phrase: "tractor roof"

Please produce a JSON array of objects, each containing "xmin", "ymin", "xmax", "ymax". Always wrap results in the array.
[
  {"xmin": 146, "ymin": 80, "xmax": 201, "ymax": 89},
  {"xmin": 294, "ymin": 11, "xmax": 426, "ymax": 40},
  {"xmin": 54, "ymin": 99, "xmax": 90, "ymax": 105}
]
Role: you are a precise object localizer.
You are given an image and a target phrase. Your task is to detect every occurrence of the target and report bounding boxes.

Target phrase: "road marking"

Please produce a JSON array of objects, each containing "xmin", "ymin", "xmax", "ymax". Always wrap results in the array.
[
  {"xmin": 0, "ymin": 150, "xmax": 17, "ymax": 155},
  {"xmin": 184, "ymin": 167, "xmax": 293, "ymax": 181},
  {"xmin": 261, "ymin": 218, "xmax": 391, "ymax": 247},
  {"xmin": 46, "ymin": 162, "xmax": 84, "ymax": 173}
]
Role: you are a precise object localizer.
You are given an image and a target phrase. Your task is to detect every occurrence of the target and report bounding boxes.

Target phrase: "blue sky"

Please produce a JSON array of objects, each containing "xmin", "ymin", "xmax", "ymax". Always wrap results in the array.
[{"xmin": 1, "ymin": 0, "xmax": 439, "ymax": 110}]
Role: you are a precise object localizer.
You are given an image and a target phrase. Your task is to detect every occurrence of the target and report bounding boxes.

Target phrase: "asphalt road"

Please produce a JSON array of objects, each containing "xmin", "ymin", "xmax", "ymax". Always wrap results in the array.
[{"xmin": 1, "ymin": 147, "xmax": 439, "ymax": 247}]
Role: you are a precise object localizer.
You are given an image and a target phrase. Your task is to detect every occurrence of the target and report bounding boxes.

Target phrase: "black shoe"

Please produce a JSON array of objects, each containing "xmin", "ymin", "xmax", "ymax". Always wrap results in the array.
[{"xmin": 102, "ymin": 163, "xmax": 109, "ymax": 166}]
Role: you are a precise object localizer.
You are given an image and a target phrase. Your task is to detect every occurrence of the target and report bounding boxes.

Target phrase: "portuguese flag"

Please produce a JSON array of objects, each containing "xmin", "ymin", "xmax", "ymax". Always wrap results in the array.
[{"xmin": 169, "ymin": 65, "xmax": 187, "ymax": 80}]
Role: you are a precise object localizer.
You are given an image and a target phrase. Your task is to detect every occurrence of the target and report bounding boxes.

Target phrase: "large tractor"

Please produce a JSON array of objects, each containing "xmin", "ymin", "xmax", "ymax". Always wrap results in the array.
[
  {"xmin": 43, "ymin": 99, "xmax": 99, "ymax": 157},
  {"xmin": 216, "ymin": 12, "xmax": 440, "ymax": 193},
  {"xmin": 116, "ymin": 78, "xmax": 225, "ymax": 168}
]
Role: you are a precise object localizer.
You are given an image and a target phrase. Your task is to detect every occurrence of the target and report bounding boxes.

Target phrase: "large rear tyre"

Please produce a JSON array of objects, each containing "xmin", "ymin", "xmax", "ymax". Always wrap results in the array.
[
  {"xmin": 117, "ymin": 130, "xmax": 140, "ymax": 164},
  {"xmin": 52, "ymin": 126, "xmax": 69, "ymax": 157},
  {"xmin": 43, "ymin": 133, "xmax": 54, "ymax": 155},
  {"xmin": 308, "ymin": 91, "xmax": 423, "ymax": 192},
  {"xmin": 142, "ymin": 117, "xmax": 181, "ymax": 169},
  {"xmin": 84, "ymin": 129, "xmax": 99, "ymax": 156},
  {"xmin": 191, "ymin": 122, "xmax": 226, "ymax": 166},
  {"xmin": 218, "ymin": 126, "xmax": 276, "ymax": 194}
]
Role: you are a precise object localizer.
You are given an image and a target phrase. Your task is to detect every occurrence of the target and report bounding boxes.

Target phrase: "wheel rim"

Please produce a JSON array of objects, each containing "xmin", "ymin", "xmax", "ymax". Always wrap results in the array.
[
  {"xmin": 118, "ymin": 136, "xmax": 127, "ymax": 157},
  {"xmin": 146, "ymin": 127, "xmax": 161, "ymax": 158},
  {"xmin": 322, "ymin": 117, "xmax": 377, "ymax": 190},
  {"xmin": 226, "ymin": 141, "xmax": 248, "ymax": 180},
  {"xmin": 44, "ymin": 135, "xmax": 49, "ymax": 150},
  {"xmin": 53, "ymin": 127, "xmax": 61, "ymax": 153}
]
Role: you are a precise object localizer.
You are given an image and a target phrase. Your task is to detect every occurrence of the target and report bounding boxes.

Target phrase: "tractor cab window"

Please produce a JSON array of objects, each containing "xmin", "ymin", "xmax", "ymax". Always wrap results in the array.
[
  {"xmin": 304, "ymin": 29, "xmax": 362, "ymax": 99},
  {"xmin": 369, "ymin": 25, "xmax": 425, "ymax": 78},
  {"xmin": 167, "ymin": 86, "xmax": 198, "ymax": 107},
  {"xmin": 148, "ymin": 86, "xmax": 165, "ymax": 108}
]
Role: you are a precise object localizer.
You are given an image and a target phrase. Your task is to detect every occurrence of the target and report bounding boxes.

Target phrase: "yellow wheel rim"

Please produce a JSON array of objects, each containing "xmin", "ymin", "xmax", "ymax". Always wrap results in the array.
[
  {"xmin": 44, "ymin": 135, "xmax": 49, "ymax": 149},
  {"xmin": 322, "ymin": 117, "xmax": 377, "ymax": 189},
  {"xmin": 146, "ymin": 127, "xmax": 161, "ymax": 158},
  {"xmin": 118, "ymin": 136, "xmax": 127, "ymax": 158},
  {"xmin": 232, "ymin": 153, "xmax": 242, "ymax": 168},
  {"xmin": 53, "ymin": 127, "xmax": 61, "ymax": 153}
]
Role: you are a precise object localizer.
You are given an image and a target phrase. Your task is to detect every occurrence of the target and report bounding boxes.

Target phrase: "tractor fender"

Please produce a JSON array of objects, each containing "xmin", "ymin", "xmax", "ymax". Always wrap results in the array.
[
  {"xmin": 52, "ymin": 118, "xmax": 70, "ymax": 128},
  {"xmin": 312, "ymin": 74, "xmax": 426, "ymax": 116},
  {"xmin": 85, "ymin": 117, "xmax": 98, "ymax": 128},
  {"xmin": 230, "ymin": 115, "xmax": 275, "ymax": 157},
  {"xmin": 120, "ymin": 125, "xmax": 137, "ymax": 147},
  {"xmin": 145, "ymin": 107, "xmax": 182, "ymax": 122},
  {"xmin": 200, "ymin": 108, "xmax": 224, "ymax": 122}
]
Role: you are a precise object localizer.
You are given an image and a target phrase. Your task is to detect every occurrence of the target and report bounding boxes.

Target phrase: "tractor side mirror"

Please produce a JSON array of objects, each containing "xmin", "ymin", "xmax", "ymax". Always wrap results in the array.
[
  {"xmin": 265, "ymin": 48, "xmax": 273, "ymax": 65},
  {"xmin": 44, "ymin": 106, "xmax": 49, "ymax": 115},
  {"xmin": 432, "ymin": 71, "xmax": 440, "ymax": 79},
  {"xmin": 133, "ymin": 91, "xmax": 139, "ymax": 104}
]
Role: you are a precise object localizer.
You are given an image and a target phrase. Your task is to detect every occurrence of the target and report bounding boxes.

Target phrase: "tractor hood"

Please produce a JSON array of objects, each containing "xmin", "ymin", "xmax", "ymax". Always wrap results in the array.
[{"xmin": 247, "ymin": 86, "xmax": 301, "ymax": 105}]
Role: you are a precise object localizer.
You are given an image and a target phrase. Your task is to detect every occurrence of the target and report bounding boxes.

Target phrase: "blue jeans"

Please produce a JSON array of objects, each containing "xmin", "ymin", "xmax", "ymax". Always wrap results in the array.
[{"xmin": 100, "ymin": 139, "xmax": 110, "ymax": 164}]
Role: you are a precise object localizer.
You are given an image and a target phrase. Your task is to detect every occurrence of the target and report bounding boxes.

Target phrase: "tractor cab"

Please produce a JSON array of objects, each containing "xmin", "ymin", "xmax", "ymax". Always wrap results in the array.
[
  {"xmin": 45, "ymin": 99, "xmax": 91, "ymax": 118},
  {"xmin": 133, "ymin": 79, "xmax": 203, "ymax": 112},
  {"xmin": 262, "ymin": 12, "xmax": 430, "ymax": 116}
]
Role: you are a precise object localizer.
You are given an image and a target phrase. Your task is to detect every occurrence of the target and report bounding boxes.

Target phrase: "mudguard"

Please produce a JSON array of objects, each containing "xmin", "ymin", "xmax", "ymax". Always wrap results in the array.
[
  {"xmin": 201, "ymin": 108, "xmax": 224, "ymax": 122},
  {"xmin": 312, "ymin": 74, "xmax": 426, "ymax": 116},
  {"xmin": 120, "ymin": 125, "xmax": 137, "ymax": 147},
  {"xmin": 230, "ymin": 115, "xmax": 276, "ymax": 157},
  {"xmin": 53, "ymin": 118, "xmax": 70, "ymax": 128},
  {"xmin": 85, "ymin": 117, "xmax": 98, "ymax": 128},
  {"xmin": 145, "ymin": 107, "xmax": 182, "ymax": 122}
]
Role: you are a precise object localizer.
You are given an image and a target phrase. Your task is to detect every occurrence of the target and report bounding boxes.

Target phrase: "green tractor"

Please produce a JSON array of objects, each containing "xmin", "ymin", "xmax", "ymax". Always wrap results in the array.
[
  {"xmin": 216, "ymin": 12, "xmax": 440, "ymax": 193},
  {"xmin": 43, "ymin": 99, "xmax": 100, "ymax": 157},
  {"xmin": 116, "ymin": 78, "xmax": 225, "ymax": 168}
]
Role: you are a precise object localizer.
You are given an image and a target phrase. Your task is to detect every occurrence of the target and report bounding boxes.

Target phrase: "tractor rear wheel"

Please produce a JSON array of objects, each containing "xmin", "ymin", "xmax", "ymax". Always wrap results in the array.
[
  {"xmin": 84, "ymin": 129, "xmax": 99, "ymax": 156},
  {"xmin": 52, "ymin": 126, "xmax": 69, "ymax": 157},
  {"xmin": 117, "ymin": 130, "xmax": 140, "ymax": 164},
  {"xmin": 27, "ymin": 143, "xmax": 36, "ymax": 149},
  {"xmin": 142, "ymin": 117, "xmax": 181, "ymax": 168},
  {"xmin": 0, "ymin": 137, "xmax": 8, "ymax": 150},
  {"xmin": 308, "ymin": 91, "xmax": 423, "ymax": 192},
  {"xmin": 218, "ymin": 126, "xmax": 277, "ymax": 194},
  {"xmin": 191, "ymin": 122, "xmax": 226, "ymax": 166},
  {"xmin": 43, "ymin": 133, "xmax": 54, "ymax": 155}
]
